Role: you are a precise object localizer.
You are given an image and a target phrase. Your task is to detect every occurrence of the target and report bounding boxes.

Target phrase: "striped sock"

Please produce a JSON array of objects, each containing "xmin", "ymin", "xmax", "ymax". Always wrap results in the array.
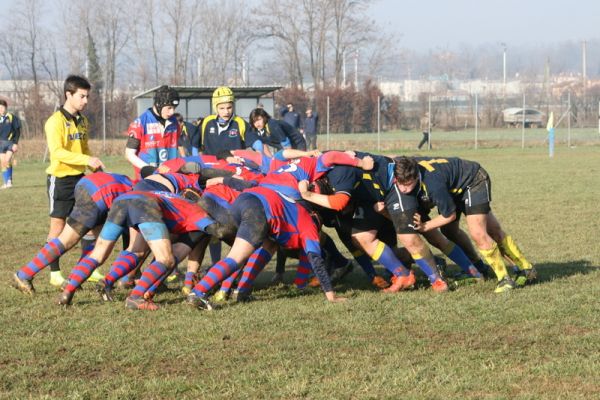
[
  {"xmin": 64, "ymin": 256, "xmax": 100, "ymax": 293},
  {"xmin": 80, "ymin": 236, "xmax": 95, "ymax": 259},
  {"xmin": 130, "ymin": 261, "xmax": 169, "ymax": 299},
  {"xmin": 237, "ymin": 248, "xmax": 272, "ymax": 292},
  {"xmin": 104, "ymin": 251, "xmax": 139, "ymax": 289},
  {"xmin": 294, "ymin": 253, "xmax": 312, "ymax": 289},
  {"xmin": 184, "ymin": 271, "xmax": 196, "ymax": 289},
  {"xmin": 372, "ymin": 241, "xmax": 410, "ymax": 277},
  {"xmin": 218, "ymin": 270, "xmax": 240, "ymax": 293},
  {"xmin": 17, "ymin": 239, "xmax": 66, "ymax": 280},
  {"xmin": 192, "ymin": 257, "xmax": 239, "ymax": 297}
]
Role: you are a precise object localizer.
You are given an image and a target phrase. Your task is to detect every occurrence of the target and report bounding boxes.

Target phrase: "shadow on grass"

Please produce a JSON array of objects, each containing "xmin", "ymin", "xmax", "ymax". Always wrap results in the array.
[{"xmin": 535, "ymin": 259, "xmax": 599, "ymax": 283}]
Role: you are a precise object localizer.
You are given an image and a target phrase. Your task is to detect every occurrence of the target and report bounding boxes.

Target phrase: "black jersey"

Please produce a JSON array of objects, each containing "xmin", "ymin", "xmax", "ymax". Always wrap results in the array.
[{"xmin": 413, "ymin": 157, "xmax": 482, "ymax": 218}]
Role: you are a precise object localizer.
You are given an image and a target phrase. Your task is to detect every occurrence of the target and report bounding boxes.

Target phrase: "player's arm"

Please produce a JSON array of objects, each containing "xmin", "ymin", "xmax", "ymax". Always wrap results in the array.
[
  {"xmin": 320, "ymin": 150, "xmax": 374, "ymax": 170},
  {"xmin": 277, "ymin": 149, "xmax": 320, "ymax": 160},
  {"xmin": 305, "ymin": 251, "xmax": 346, "ymax": 303},
  {"xmin": 298, "ymin": 180, "xmax": 350, "ymax": 211},
  {"xmin": 124, "ymin": 121, "xmax": 148, "ymax": 170},
  {"xmin": 414, "ymin": 187, "xmax": 456, "ymax": 232}
]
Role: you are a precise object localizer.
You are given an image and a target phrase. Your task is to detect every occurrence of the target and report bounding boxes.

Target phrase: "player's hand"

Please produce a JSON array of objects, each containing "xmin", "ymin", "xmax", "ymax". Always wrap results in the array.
[
  {"xmin": 412, "ymin": 213, "xmax": 425, "ymax": 232},
  {"xmin": 298, "ymin": 179, "xmax": 310, "ymax": 195},
  {"xmin": 374, "ymin": 201, "xmax": 385, "ymax": 213},
  {"xmin": 206, "ymin": 177, "xmax": 224, "ymax": 186},
  {"xmin": 344, "ymin": 150, "xmax": 356, "ymax": 157},
  {"xmin": 307, "ymin": 149, "xmax": 321, "ymax": 157},
  {"xmin": 325, "ymin": 292, "xmax": 348, "ymax": 303},
  {"xmin": 87, "ymin": 157, "xmax": 105, "ymax": 171},
  {"xmin": 11, "ymin": 144, "xmax": 17, "ymax": 153},
  {"xmin": 157, "ymin": 165, "xmax": 171, "ymax": 174},
  {"xmin": 359, "ymin": 155, "xmax": 374, "ymax": 171}
]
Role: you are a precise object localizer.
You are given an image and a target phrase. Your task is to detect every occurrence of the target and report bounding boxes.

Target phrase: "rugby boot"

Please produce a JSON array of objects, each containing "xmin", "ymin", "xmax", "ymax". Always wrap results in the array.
[
  {"xmin": 494, "ymin": 276, "xmax": 516, "ymax": 293},
  {"xmin": 57, "ymin": 291, "xmax": 74, "ymax": 306},
  {"xmin": 431, "ymin": 279, "xmax": 449, "ymax": 293},
  {"xmin": 514, "ymin": 267, "xmax": 537, "ymax": 288},
  {"xmin": 212, "ymin": 290, "xmax": 229, "ymax": 303},
  {"xmin": 11, "ymin": 273, "xmax": 35, "ymax": 295},
  {"xmin": 371, "ymin": 275, "xmax": 390, "ymax": 289},
  {"xmin": 125, "ymin": 296, "xmax": 159, "ymax": 311},
  {"xmin": 181, "ymin": 285, "xmax": 192, "ymax": 296},
  {"xmin": 232, "ymin": 289, "xmax": 254, "ymax": 303},
  {"xmin": 185, "ymin": 293, "xmax": 215, "ymax": 311},
  {"xmin": 95, "ymin": 279, "xmax": 114, "ymax": 302},
  {"xmin": 383, "ymin": 271, "xmax": 416, "ymax": 293},
  {"xmin": 49, "ymin": 271, "xmax": 66, "ymax": 289},
  {"xmin": 87, "ymin": 269, "xmax": 105, "ymax": 283}
]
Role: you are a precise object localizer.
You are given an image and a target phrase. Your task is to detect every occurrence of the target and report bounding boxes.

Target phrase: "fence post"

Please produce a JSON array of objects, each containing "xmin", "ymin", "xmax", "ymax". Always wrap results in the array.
[{"xmin": 521, "ymin": 93, "xmax": 525, "ymax": 149}]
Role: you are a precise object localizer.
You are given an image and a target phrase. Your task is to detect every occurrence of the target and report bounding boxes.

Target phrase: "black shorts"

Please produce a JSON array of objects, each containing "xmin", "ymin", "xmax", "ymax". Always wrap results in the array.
[
  {"xmin": 174, "ymin": 231, "xmax": 206, "ymax": 249},
  {"xmin": 47, "ymin": 174, "xmax": 84, "ymax": 219},
  {"xmin": 348, "ymin": 203, "xmax": 397, "ymax": 246},
  {"xmin": 457, "ymin": 167, "xmax": 491, "ymax": 215},
  {"xmin": 66, "ymin": 186, "xmax": 106, "ymax": 236},
  {"xmin": 0, "ymin": 140, "xmax": 13, "ymax": 154},
  {"xmin": 231, "ymin": 193, "xmax": 268, "ymax": 248}
]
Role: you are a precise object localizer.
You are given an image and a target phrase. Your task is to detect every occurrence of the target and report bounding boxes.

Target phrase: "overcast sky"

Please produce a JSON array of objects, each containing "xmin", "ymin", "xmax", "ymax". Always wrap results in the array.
[{"xmin": 368, "ymin": 0, "xmax": 599, "ymax": 50}]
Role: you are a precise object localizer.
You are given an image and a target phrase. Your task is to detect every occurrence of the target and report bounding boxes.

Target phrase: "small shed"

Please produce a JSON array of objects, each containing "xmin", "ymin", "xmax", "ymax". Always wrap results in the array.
[
  {"xmin": 502, "ymin": 107, "xmax": 544, "ymax": 128},
  {"xmin": 133, "ymin": 86, "xmax": 282, "ymax": 122}
]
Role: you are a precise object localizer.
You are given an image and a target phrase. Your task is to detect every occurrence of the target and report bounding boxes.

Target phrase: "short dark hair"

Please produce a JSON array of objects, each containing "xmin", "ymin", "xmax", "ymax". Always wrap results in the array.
[
  {"xmin": 64, "ymin": 75, "xmax": 91, "ymax": 99},
  {"xmin": 249, "ymin": 108, "xmax": 271, "ymax": 125},
  {"xmin": 173, "ymin": 113, "xmax": 183, "ymax": 123},
  {"xmin": 394, "ymin": 156, "xmax": 419, "ymax": 183},
  {"xmin": 0, "ymin": 99, "xmax": 7, "ymax": 108}
]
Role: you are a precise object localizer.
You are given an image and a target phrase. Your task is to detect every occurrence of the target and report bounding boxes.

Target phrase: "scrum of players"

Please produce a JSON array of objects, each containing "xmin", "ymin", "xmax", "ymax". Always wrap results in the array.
[{"xmin": 10, "ymin": 84, "xmax": 536, "ymax": 311}]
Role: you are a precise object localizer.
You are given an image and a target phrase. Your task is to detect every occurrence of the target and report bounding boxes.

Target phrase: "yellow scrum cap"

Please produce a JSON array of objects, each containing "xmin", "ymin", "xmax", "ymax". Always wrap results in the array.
[{"xmin": 212, "ymin": 86, "xmax": 235, "ymax": 112}]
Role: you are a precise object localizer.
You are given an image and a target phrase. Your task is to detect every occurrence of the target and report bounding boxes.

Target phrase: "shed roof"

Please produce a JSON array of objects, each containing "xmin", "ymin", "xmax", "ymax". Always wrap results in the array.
[{"xmin": 133, "ymin": 85, "xmax": 282, "ymax": 100}]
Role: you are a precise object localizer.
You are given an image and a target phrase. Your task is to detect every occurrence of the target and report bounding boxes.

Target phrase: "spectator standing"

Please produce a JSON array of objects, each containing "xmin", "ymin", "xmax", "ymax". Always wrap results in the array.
[{"xmin": 302, "ymin": 107, "xmax": 319, "ymax": 150}]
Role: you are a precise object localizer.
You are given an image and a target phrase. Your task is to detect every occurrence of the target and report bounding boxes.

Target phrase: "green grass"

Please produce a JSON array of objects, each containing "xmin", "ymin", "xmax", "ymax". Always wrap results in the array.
[{"xmin": 1, "ymin": 146, "xmax": 599, "ymax": 399}]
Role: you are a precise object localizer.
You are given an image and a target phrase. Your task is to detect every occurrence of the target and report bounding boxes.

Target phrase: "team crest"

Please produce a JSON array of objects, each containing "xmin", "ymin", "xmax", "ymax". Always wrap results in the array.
[{"xmin": 228, "ymin": 129, "xmax": 239, "ymax": 138}]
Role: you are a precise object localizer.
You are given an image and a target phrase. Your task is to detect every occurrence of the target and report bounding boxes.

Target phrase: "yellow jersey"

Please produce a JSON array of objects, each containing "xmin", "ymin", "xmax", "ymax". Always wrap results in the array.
[{"xmin": 45, "ymin": 108, "xmax": 91, "ymax": 177}]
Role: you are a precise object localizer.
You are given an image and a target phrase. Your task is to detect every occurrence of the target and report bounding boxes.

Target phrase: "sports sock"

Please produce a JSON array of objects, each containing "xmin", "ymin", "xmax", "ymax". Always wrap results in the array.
[
  {"xmin": 130, "ymin": 261, "xmax": 169, "ymax": 299},
  {"xmin": 442, "ymin": 242, "xmax": 482, "ymax": 278},
  {"xmin": 104, "ymin": 251, "xmax": 139, "ymax": 289},
  {"xmin": 17, "ymin": 238, "xmax": 66, "ymax": 280},
  {"xmin": 218, "ymin": 270, "xmax": 240, "ymax": 293},
  {"xmin": 412, "ymin": 253, "xmax": 442, "ymax": 284},
  {"xmin": 80, "ymin": 235, "xmax": 95, "ymax": 259},
  {"xmin": 192, "ymin": 257, "xmax": 238, "ymax": 296},
  {"xmin": 183, "ymin": 271, "xmax": 196, "ymax": 289},
  {"xmin": 371, "ymin": 241, "xmax": 410, "ymax": 277},
  {"xmin": 473, "ymin": 259, "xmax": 492, "ymax": 276},
  {"xmin": 237, "ymin": 248, "xmax": 272, "ymax": 292},
  {"xmin": 352, "ymin": 250, "xmax": 377, "ymax": 279},
  {"xmin": 498, "ymin": 235, "xmax": 532, "ymax": 270},
  {"xmin": 2, "ymin": 168, "xmax": 9, "ymax": 184},
  {"xmin": 64, "ymin": 256, "xmax": 100, "ymax": 293},
  {"xmin": 294, "ymin": 252, "xmax": 312, "ymax": 289},
  {"xmin": 479, "ymin": 243, "xmax": 509, "ymax": 281},
  {"xmin": 6, "ymin": 166, "xmax": 12, "ymax": 182}
]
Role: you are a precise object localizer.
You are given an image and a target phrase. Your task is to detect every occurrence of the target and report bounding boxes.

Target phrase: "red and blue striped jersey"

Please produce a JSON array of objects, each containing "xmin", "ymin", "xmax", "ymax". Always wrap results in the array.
[
  {"xmin": 202, "ymin": 184, "xmax": 241, "ymax": 210},
  {"xmin": 159, "ymin": 172, "xmax": 201, "ymax": 193},
  {"xmin": 127, "ymin": 109, "xmax": 181, "ymax": 178},
  {"xmin": 77, "ymin": 172, "xmax": 133, "ymax": 212},
  {"xmin": 244, "ymin": 186, "xmax": 321, "ymax": 255},
  {"xmin": 258, "ymin": 151, "xmax": 360, "ymax": 200}
]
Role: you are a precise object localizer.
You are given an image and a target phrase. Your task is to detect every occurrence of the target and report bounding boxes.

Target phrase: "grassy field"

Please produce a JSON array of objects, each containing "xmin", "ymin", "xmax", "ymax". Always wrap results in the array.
[{"xmin": 1, "ymin": 145, "xmax": 599, "ymax": 399}]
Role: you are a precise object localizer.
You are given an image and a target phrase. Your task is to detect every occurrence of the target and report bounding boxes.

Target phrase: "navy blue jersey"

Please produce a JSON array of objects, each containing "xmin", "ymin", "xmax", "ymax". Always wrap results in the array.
[
  {"xmin": 0, "ymin": 113, "xmax": 21, "ymax": 143},
  {"xmin": 200, "ymin": 115, "xmax": 256, "ymax": 156},
  {"xmin": 253, "ymin": 119, "xmax": 306, "ymax": 151},
  {"xmin": 411, "ymin": 157, "xmax": 482, "ymax": 217}
]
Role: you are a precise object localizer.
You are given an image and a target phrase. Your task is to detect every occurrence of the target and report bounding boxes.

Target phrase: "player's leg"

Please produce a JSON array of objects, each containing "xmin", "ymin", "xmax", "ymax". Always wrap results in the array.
[{"xmin": 486, "ymin": 212, "xmax": 535, "ymax": 286}]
